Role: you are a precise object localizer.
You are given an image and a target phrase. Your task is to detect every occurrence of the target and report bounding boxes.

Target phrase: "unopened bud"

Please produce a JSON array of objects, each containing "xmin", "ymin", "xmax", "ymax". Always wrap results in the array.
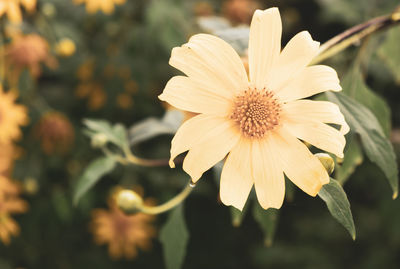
[
  {"xmin": 42, "ymin": 3, "xmax": 56, "ymax": 17},
  {"xmin": 23, "ymin": 177, "xmax": 39, "ymax": 195},
  {"xmin": 116, "ymin": 190, "xmax": 144, "ymax": 214},
  {"xmin": 91, "ymin": 133, "xmax": 108, "ymax": 148},
  {"xmin": 55, "ymin": 38, "xmax": 76, "ymax": 57},
  {"xmin": 315, "ymin": 153, "xmax": 335, "ymax": 175}
]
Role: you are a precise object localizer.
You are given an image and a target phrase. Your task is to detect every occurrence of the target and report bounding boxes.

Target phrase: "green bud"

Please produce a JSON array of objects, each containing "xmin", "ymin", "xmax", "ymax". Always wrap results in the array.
[
  {"xmin": 116, "ymin": 190, "xmax": 144, "ymax": 215},
  {"xmin": 91, "ymin": 133, "xmax": 108, "ymax": 148},
  {"xmin": 315, "ymin": 153, "xmax": 335, "ymax": 175}
]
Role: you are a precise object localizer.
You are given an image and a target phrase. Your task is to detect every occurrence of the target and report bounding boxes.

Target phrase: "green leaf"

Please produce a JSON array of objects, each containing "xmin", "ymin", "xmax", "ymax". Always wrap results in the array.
[
  {"xmin": 377, "ymin": 26, "xmax": 400, "ymax": 84},
  {"xmin": 318, "ymin": 178, "xmax": 356, "ymax": 240},
  {"xmin": 160, "ymin": 205, "xmax": 189, "ymax": 269},
  {"xmin": 326, "ymin": 91, "xmax": 398, "ymax": 199},
  {"xmin": 73, "ymin": 156, "xmax": 117, "ymax": 205},
  {"xmin": 342, "ymin": 67, "xmax": 391, "ymax": 136},
  {"xmin": 129, "ymin": 110, "xmax": 183, "ymax": 145},
  {"xmin": 83, "ymin": 119, "xmax": 129, "ymax": 149},
  {"xmin": 252, "ymin": 204, "xmax": 279, "ymax": 247},
  {"xmin": 335, "ymin": 135, "xmax": 364, "ymax": 184}
]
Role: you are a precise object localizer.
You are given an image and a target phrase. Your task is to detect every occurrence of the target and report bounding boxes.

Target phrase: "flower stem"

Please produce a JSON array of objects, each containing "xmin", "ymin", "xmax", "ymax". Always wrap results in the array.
[
  {"xmin": 140, "ymin": 181, "xmax": 195, "ymax": 215},
  {"xmin": 122, "ymin": 146, "xmax": 170, "ymax": 167},
  {"xmin": 311, "ymin": 7, "xmax": 400, "ymax": 65}
]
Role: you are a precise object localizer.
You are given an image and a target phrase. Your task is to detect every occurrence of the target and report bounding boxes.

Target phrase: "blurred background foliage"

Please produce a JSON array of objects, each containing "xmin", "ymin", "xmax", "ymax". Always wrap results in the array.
[{"xmin": 0, "ymin": 0, "xmax": 400, "ymax": 268}]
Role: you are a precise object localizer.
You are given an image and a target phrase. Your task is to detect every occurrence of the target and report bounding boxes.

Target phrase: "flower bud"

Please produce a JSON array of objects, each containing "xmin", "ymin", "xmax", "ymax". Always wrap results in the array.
[
  {"xmin": 315, "ymin": 153, "xmax": 335, "ymax": 175},
  {"xmin": 91, "ymin": 133, "xmax": 108, "ymax": 148},
  {"xmin": 42, "ymin": 3, "xmax": 56, "ymax": 17},
  {"xmin": 55, "ymin": 38, "xmax": 76, "ymax": 57},
  {"xmin": 116, "ymin": 190, "xmax": 144, "ymax": 215}
]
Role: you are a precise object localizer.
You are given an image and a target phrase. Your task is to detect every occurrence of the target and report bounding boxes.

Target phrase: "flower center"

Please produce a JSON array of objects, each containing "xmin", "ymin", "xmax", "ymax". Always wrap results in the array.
[{"xmin": 230, "ymin": 87, "xmax": 281, "ymax": 139}]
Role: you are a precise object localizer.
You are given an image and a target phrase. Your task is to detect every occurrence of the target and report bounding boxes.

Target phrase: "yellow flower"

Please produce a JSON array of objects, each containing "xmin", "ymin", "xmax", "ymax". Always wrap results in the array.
[
  {"xmin": 55, "ymin": 38, "xmax": 76, "ymax": 57},
  {"xmin": 34, "ymin": 112, "xmax": 75, "ymax": 155},
  {"xmin": 4, "ymin": 34, "xmax": 57, "ymax": 85},
  {"xmin": 90, "ymin": 198, "xmax": 156, "ymax": 260},
  {"xmin": 116, "ymin": 93, "xmax": 133, "ymax": 110},
  {"xmin": 0, "ymin": 0, "xmax": 36, "ymax": 23},
  {"xmin": 0, "ymin": 87, "xmax": 28, "ymax": 144},
  {"xmin": 0, "ymin": 142, "xmax": 20, "ymax": 175},
  {"xmin": 222, "ymin": 0, "xmax": 260, "ymax": 25},
  {"xmin": 74, "ymin": 0, "xmax": 126, "ymax": 15},
  {"xmin": 0, "ymin": 176, "xmax": 28, "ymax": 245},
  {"xmin": 75, "ymin": 82, "xmax": 107, "ymax": 111},
  {"xmin": 159, "ymin": 8, "xmax": 349, "ymax": 210}
]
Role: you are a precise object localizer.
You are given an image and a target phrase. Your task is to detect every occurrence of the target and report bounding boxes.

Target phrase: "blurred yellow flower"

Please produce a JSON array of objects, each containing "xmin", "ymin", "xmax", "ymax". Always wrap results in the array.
[
  {"xmin": 75, "ymin": 82, "xmax": 107, "ymax": 111},
  {"xmin": 159, "ymin": 8, "xmax": 349, "ymax": 210},
  {"xmin": 74, "ymin": 0, "xmax": 126, "ymax": 15},
  {"xmin": 222, "ymin": 0, "xmax": 260, "ymax": 25},
  {"xmin": 0, "ymin": 0, "xmax": 36, "ymax": 23},
  {"xmin": 4, "ymin": 33, "xmax": 56, "ymax": 85},
  {"xmin": 116, "ymin": 93, "xmax": 133, "ymax": 110},
  {"xmin": 35, "ymin": 112, "xmax": 75, "ymax": 155},
  {"xmin": 124, "ymin": 79, "xmax": 138, "ymax": 94},
  {"xmin": 0, "ymin": 87, "xmax": 28, "ymax": 144},
  {"xmin": 0, "ymin": 142, "xmax": 20, "ymax": 175},
  {"xmin": 55, "ymin": 38, "xmax": 76, "ymax": 57},
  {"xmin": 76, "ymin": 59, "xmax": 95, "ymax": 81},
  {"xmin": 90, "ymin": 198, "xmax": 156, "ymax": 260},
  {"xmin": 0, "ymin": 176, "xmax": 28, "ymax": 245}
]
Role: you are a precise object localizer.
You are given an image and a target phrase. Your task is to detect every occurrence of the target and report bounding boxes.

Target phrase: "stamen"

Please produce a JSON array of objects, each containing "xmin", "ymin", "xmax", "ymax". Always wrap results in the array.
[{"xmin": 230, "ymin": 87, "xmax": 281, "ymax": 139}]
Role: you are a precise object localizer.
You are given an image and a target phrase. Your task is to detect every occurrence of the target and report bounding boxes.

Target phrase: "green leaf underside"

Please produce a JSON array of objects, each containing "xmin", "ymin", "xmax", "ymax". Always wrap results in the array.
[
  {"xmin": 129, "ymin": 110, "xmax": 183, "ymax": 145},
  {"xmin": 83, "ymin": 119, "xmax": 129, "ymax": 149},
  {"xmin": 326, "ymin": 91, "xmax": 398, "ymax": 199},
  {"xmin": 342, "ymin": 67, "xmax": 391, "ymax": 136},
  {"xmin": 160, "ymin": 204, "xmax": 189, "ymax": 269},
  {"xmin": 335, "ymin": 135, "xmax": 364, "ymax": 184},
  {"xmin": 378, "ymin": 26, "xmax": 400, "ymax": 84},
  {"xmin": 73, "ymin": 156, "xmax": 117, "ymax": 205},
  {"xmin": 318, "ymin": 178, "xmax": 356, "ymax": 240},
  {"xmin": 252, "ymin": 204, "xmax": 279, "ymax": 247}
]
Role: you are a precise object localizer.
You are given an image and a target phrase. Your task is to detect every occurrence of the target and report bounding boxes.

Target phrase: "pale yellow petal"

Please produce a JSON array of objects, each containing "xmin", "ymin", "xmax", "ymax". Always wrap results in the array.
[
  {"xmin": 276, "ymin": 65, "xmax": 341, "ymax": 102},
  {"xmin": 101, "ymin": 0, "xmax": 114, "ymax": 14},
  {"xmin": 220, "ymin": 138, "xmax": 253, "ymax": 210},
  {"xmin": 182, "ymin": 121, "xmax": 240, "ymax": 182},
  {"xmin": 248, "ymin": 8, "xmax": 282, "ymax": 89},
  {"xmin": 169, "ymin": 114, "xmax": 230, "ymax": 168},
  {"xmin": 169, "ymin": 35, "xmax": 247, "ymax": 99},
  {"xmin": 283, "ymin": 100, "xmax": 349, "ymax": 135},
  {"xmin": 252, "ymin": 138, "xmax": 285, "ymax": 209},
  {"xmin": 159, "ymin": 76, "xmax": 231, "ymax": 115},
  {"xmin": 273, "ymin": 128, "xmax": 329, "ymax": 196},
  {"xmin": 7, "ymin": 4, "xmax": 22, "ymax": 23},
  {"xmin": 0, "ymin": 3, "xmax": 7, "ymax": 15},
  {"xmin": 267, "ymin": 31, "xmax": 320, "ymax": 91},
  {"xmin": 284, "ymin": 120, "xmax": 346, "ymax": 158},
  {"xmin": 184, "ymin": 34, "xmax": 248, "ymax": 94}
]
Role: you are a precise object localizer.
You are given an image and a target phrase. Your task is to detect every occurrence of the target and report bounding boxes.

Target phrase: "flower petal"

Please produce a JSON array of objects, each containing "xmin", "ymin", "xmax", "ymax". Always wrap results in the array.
[
  {"xmin": 220, "ymin": 138, "xmax": 253, "ymax": 211},
  {"xmin": 284, "ymin": 120, "xmax": 346, "ymax": 158},
  {"xmin": 267, "ymin": 31, "xmax": 320, "ymax": 91},
  {"xmin": 159, "ymin": 76, "xmax": 231, "ymax": 115},
  {"xmin": 273, "ymin": 128, "xmax": 329, "ymax": 196},
  {"xmin": 182, "ymin": 121, "xmax": 240, "ymax": 183},
  {"xmin": 169, "ymin": 34, "xmax": 248, "ymax": 99},
  {"xmin": 252, "ymin": 137, "xmax": 285, "ymax": 209},
  {"xmin": 248, "ymin": 8, "xmax": 282, "ymax": 89},
  {"xmin": 283, "ymin": 100, "xmax": 349, "ymax": 135},
  {"xmin": 169, "ymin": 114, "xmax": 230, "ymax": 168},
  {"xmin": 276, "ymin": 65, "xmax": 342, "ymax": 102}
]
